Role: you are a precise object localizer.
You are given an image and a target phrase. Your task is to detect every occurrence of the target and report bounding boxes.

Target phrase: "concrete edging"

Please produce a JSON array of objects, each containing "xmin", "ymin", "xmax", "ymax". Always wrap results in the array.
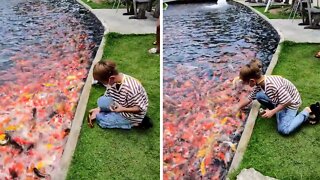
[
  {"xmin": 52, "ymin": 1, "xmax": 108, "ymax": 179},
  {"xmin": 227, "ymin": 0, "xmax": 285, "ymax": 177}
]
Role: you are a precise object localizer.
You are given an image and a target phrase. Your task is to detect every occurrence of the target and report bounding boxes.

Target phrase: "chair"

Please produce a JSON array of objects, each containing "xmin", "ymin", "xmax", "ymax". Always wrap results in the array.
[
  {"xmin": 133, "ymin": 0, "xmax": 150, "ymax": 16},
  {"xmin": 304, "ymin": 8, "xmax": 320, "ymax": 29}
]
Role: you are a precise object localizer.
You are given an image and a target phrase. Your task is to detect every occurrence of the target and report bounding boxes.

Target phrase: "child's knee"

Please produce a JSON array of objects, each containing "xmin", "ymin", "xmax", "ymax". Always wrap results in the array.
[
  {"xmin": 255, "ymin": 91, "xmax": 265, "ymax": 100},
  {"xmin": 278, "ymin": 127, "xmax": 291, "ymax": 135},
  {"xmin": 97, "ymin": 96, "xmax": 113, "ymax": 104},
  {"xmin": 97, "ymin": 96, "xmax": 113, "ymax": 109}
]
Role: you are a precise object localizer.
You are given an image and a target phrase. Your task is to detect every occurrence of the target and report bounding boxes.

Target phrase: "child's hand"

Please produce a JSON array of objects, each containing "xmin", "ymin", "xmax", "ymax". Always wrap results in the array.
[
  {"xmin": 232, "ymin": 76, "xmax": 241, "ymax": 89},
  {"xmin": 232, "ymin": 105, "xmax": 240, "ymax": 115},
  {"xmin": 110, "ymin": 103, "xmax": 124, "ymax": 112},
  {"xmin": 88, "ymin": 107, "xmax": 100, "ymax": 128},
  {"xmin": 261, "ymin": 109, "xmax": 275, "ymax": 118},
  {"xmin": 89, "ymin": 107, "xmax": 100, "ymax": 120}
]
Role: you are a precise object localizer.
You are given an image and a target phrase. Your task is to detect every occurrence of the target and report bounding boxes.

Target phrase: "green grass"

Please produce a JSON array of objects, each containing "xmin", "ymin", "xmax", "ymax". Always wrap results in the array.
[
  {"xmin": 253, "ymin": 6, "xmax": 301, "ymax": 19},
  {"xmin": 229, "ymin": 42, "xmax": 320, "ymax": 179},
  {"xmin": 67, "ymin": 33, "xmax": 160, "ymax": 180},
  {"xmin": 81, "ymin": 0, "xmax": 125, "ymax": 9}
]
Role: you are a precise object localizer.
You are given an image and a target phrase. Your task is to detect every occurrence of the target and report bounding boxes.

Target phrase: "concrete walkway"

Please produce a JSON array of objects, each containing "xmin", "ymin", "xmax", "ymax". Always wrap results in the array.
[
  {"xmin": 269, "ymin": 19, "xmax": 320, "ymax": 43},
  {"xmin": 77, "ymin": 0, "xmax": 157, "ymax": 34},
  {"xmin": 92, "ymin": 9, "xmax": 157, "ymax": 34},
  {"xmin": 242, "ymin": 1, "xmax": 320, "ymax": 43}
]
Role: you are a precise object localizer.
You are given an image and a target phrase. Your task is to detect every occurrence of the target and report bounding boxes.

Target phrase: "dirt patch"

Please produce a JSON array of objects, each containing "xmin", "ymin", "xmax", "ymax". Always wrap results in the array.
[{"xmin": 269, "ymin": 8, "xmax": 283, "ymax": 14}]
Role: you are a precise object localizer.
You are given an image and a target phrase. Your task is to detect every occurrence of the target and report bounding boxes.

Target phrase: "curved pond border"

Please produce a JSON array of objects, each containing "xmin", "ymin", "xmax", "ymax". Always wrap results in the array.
[
  {"xmin": 227, "ymin": 0, "xmax": 284, "ymax": 177},
  {"xmin": 52, "ymin": 1, "xmax": 108, "ymax": 179}
]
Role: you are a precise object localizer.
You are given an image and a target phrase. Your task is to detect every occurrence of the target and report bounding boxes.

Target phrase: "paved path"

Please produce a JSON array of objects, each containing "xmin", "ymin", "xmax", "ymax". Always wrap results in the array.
[
  {"xmin": 92, "ymin": 9, "xmax": 157, "ymax": 34},
  {"xmin": 269, "ymin": 19, "xmax": 320, "ymax": 43},
  {"xmin": 241, "ymin": 1, "xmax": 320, "ymax": 43},
  {"xmin": 77, "ymin": 0, "xmax": 157, "ymax": 34}
]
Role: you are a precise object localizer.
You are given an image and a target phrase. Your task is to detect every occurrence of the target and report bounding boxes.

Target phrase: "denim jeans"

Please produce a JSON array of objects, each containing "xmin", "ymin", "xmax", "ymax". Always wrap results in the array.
[
  {"xmin": 256, "ymin": 91, "xmax": 309, "ymax": 135},
  {"xmin": 96, "ymin": 96, "xmax": 131, "ymax": 129}
]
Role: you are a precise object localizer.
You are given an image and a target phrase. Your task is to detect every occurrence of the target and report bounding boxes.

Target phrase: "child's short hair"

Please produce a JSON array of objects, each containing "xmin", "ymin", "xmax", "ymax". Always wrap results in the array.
[
  {"xmin": 239, "ymin": 59, "xmax": 263, "ymax": 83},
  {"xmin": 93, "ymin": 60, "xmax": 118, "ymax": 82}
]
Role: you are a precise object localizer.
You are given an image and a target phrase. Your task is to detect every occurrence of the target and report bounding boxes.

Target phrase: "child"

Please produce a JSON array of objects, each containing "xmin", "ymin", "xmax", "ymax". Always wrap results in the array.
[
  {"xmin": 235, "ymin": 59, "xmax": 319, "ymax": 135},
  {"xmin": 315, "ymin": 50, "xmax": 320, "ymax": 58},
  {"xmin": 88, "ymin": 60, "xmax": 149, "ymax": 129}
]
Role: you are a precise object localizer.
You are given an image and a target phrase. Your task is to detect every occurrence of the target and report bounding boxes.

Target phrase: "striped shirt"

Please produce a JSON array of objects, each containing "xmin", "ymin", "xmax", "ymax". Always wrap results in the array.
[
  {"xmin": 105, "ymin": 74, "xmax": 148, "ymax": 124},
  {"xmin": 248, "ymin": 75, "xmax": 301, "ymax": 110}
]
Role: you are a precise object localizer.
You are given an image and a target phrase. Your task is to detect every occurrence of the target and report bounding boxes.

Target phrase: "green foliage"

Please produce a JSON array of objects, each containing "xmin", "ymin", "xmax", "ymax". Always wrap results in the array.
[
  {"xmin": 67, "ymin": 33, "xmax": 160, "ymax": 180},
  {"xmin": 253, "ymin": 6, "xmax": 301, "ymax": 19},
  {"xmin": 81, "ymin": 0, "xmax": 125, "ymax": 9},
  {"xmin": 231, "ymin": 42, "xmax": 320, "ymax": 179}
]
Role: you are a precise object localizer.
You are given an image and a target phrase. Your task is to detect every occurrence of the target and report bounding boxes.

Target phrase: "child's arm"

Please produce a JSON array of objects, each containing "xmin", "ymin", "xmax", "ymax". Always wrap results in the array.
[
  {"xmin": 111, "ymin": 105, "xmax": 141, "ymax": 113},
  {"xmin": 262, "ymin": 102, "xmax": 291, "ymax": 118},
  {"xmin": 235, "ymin": 86, "xmax": 260, "ymax": 113},
  {"xmin": 236, "ymin": 98, "xmax": 251, "ymax": 112},
  {"xmin": 262, "ymin": 86, "xmax": 295, "ymax": 118}
]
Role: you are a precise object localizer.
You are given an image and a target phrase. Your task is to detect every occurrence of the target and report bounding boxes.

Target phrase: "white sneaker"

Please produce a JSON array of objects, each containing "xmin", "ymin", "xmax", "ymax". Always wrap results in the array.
[{"xmin": 148, "ymin": 48, "xmax": 157, "ymax": 54}]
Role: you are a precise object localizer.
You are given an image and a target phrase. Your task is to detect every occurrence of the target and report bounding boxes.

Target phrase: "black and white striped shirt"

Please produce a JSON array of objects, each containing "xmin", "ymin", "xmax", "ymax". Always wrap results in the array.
[
  {"xmin": 248, "ymin": 75, "xmax": 301, "ymax": 110},
  {"xmin": 105, "ymin": 74, "xmax": 148, "ymax": 124}
]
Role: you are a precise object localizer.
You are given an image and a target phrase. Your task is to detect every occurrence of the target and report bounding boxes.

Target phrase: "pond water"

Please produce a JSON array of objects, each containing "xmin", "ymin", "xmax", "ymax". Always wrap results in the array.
[
  {"xmin": 163, "ymin": 1, "xmax": 279, "ymax": 179},
  {"xmin": 0, "ymin": 0, "xmax": 103, "ymax": 178}
]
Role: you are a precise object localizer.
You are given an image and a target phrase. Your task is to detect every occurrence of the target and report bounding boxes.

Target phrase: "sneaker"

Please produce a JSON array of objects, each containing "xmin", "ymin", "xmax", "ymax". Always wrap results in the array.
[
  {"xmin": 138, "ymin": 115, "xmax": 153, "ymax": 129},
  {"xmin": 148, "ymin": 48, "xmax": 158, "ymax": 54},
  {"xmin": 309, "ymin": 102, "xmax": 320, "ymax": 124}
]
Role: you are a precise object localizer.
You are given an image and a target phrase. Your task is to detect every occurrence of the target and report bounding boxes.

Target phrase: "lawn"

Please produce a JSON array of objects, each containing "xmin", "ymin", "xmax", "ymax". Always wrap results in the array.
[
  {"xmin": 229, "ymin": 42, "xmax": 320, "ymax": 179},
  {"xmin": 253, "ymin": 6, "xmax": 301, "ymax": 19},
  {"xmin": 67, "ymin": 33, "xmax": 160, "ymax": 180},
  {"xmin": 81, "ymin": 0, "xmax": 125, "ymax": 9}
]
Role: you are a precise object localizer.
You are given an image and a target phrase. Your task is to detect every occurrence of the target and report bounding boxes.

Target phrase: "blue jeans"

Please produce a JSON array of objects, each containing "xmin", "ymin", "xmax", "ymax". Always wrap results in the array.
[
  {"xmin": 256, "ymin": 91, "xmax": 309, "ymax": 135},
  {"xmin": 96, "ymin": 96, "xmax": 131, "ymax": 129}
]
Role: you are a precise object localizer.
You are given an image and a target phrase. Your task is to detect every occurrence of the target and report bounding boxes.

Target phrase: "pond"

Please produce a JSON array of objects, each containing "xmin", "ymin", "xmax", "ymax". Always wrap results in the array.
[
  {"xmin": 163, "ymin": 1, "xmax": 279, "ymax": 179},
  {"xmin": 0, "ymin": 0, "xmax": 103, "ymax": 178}
]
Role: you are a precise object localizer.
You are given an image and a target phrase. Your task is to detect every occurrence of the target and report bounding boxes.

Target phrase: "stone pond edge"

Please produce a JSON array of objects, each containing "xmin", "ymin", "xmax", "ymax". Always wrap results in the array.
[
  {"xmin": 227, "ymin": 0, "xmax": 285, "ymax": 178},
  {"xmin": 52, "ymin": 1, "xmax": 109, "ymax": 179}
]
